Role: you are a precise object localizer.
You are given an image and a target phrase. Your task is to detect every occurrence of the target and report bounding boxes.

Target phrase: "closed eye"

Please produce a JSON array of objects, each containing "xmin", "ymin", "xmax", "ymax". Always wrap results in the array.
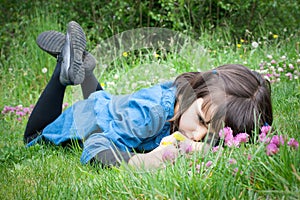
[
  {"xmin": 198, "ymin": 114, "xmax": 210, "ymax": 128},
  {"xmin": 198, "ymin": 114, "xmax": 205, "ymax": 124}
]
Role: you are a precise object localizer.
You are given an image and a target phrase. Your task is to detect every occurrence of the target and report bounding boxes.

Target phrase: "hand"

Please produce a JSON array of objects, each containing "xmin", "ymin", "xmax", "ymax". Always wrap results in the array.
[
  {"xmin": 128, "ymin": 132, "xmax": 211, "ymax": 170},
  {"xmin": 160, "ymin": 131, "xmax": 210, "ymax": 154},
  {"xmin": 128, "ymin": 144, "xmax": 179, "ymax": 170}
]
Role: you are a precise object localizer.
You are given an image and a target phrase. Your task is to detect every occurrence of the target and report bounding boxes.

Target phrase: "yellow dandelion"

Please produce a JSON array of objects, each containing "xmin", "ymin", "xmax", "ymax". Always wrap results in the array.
[
  {"xmin": 161, "ymin": 141, "xmax": 173, "ymax": 146},
  {"xmin": 173, "ymin": 132, "xmax": 186, "ymax": 141},
  {"xmin": 273, "ymin": 34, "xmax": 278, "ymax": 39},
  {"xmin": 100, "ymin": 82, "xmax": 105, "ymax": 87},
  {"xmin": 237, "ymin": 44, "xmax": 242, "ymax": 48},
  {"xmin": 153, "ymin": 52, "xmax": 160, "ymax": 58},
  {"xmin": 240, "ymin": 39, "xmax": 245, "ymax": 43},
  {"xmin": 122, "ymin": 52, "xmax": 128, "ymax": 57}
]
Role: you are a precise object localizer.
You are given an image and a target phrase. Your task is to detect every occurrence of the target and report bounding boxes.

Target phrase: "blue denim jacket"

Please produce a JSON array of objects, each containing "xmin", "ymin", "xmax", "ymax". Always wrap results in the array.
[{"xmin": 28, "ymin": 81, "xmax": 176, "ymax": 164}]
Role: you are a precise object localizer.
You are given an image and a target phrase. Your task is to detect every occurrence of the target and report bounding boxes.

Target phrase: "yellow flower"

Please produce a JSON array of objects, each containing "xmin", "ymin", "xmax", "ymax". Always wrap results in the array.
[
  {"xmin": 100, "ymin": 82, "xmax": 105, "ymax": 87},
  {"xmin": 240, "ymin": 39, "xmax": 245, "ymax": 43},
  {"xmin": 273, "ymin": 34, "xmax": 279, "ymax": 39},
  {"xmin": 161, "ymin": 141, "xmax": 173, "ymax": 146},
  {"xmin": 153, "ymin": 52, "xmax": 160, "ymax": 58},
  {"xmin": 237, "ymin": 44, "xmax": 242, "ymax": 48},
  {"xmin": 122, "ymin": 52, "xmax": 128, "ymax": 57},
  {"xmin": 173, "ymin": 132, "xmax": 186, "ymax": 141}
]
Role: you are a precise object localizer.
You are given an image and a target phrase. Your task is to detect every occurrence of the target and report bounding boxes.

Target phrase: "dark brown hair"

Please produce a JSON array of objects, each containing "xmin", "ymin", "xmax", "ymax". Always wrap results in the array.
[{"xmin": 170, "ymin": 64, "xmax": 273, "ymax": 141}]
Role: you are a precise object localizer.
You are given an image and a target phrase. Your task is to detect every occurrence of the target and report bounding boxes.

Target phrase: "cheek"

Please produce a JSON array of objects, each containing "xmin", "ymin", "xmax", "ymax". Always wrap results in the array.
[
  {"xmin": 178, "ymin": 116, "xmax": 196, "ymax": 138},
  {"xmin": 193, "ymin": 126, "xmax": 208, "ymax": 141},
  {"xmin": 178, "ymin": 114, "xmax": 191, "ymax": 131},
  {"xmin": 178, "ymin": 117, "xmax": 209, "ymax": 141}
]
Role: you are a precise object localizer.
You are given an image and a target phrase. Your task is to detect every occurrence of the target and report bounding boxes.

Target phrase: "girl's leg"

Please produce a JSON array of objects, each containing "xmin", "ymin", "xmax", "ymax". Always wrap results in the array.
[
  {"xmin": 24, "ymin": 61, "xmax": 66, "ymax": 143},
  {"xmin": 24, "ymin": 21, "xmax": 86, "ymax": 143},
  {"xmin": 80, "ymin": 53, "xmax": 103, "ymax": 98},
  {"xmin": 81, "ymin": 73, "xmax": 103, "ymax": 99},
  {"xmin": 36, "ymin": 31, "xmax": 102, "ymax": 99}
]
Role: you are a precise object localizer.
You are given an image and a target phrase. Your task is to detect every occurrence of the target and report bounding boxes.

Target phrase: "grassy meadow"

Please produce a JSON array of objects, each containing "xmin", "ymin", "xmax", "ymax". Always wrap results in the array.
[{"xmin": 0, "ymin": 9, "xmax": 299, "ymax": 200}]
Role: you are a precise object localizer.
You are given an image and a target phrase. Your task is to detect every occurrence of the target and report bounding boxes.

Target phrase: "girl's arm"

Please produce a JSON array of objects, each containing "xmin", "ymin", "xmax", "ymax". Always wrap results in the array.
[
  {"xmin": 91, "ymin": 132, "xmax": 210, "ymax": 169},
  {"xmin": 91, "ymin": 145, "xmax": 178, "ymax": 169},
  {"xmin": 128, "ymin": 145, "xmax": 180, "ymax": 169},
  {"xmin": 128, "ymin": 132, "xmax": 210, "ymax": 169}
]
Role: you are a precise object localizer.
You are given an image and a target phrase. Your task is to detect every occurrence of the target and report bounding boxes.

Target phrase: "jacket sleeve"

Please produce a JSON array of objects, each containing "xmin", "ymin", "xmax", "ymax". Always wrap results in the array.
[
  {"xmin": 80, "ymin": 132, "xmax": 134, "ymax": 166},
  {"xmin": 92, "ymin": 148, "xmax": 134, "ymax": 167}
]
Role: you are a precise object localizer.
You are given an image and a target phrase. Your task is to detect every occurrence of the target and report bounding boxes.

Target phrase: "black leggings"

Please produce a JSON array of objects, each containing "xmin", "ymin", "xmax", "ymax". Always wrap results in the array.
[
  {"xmin": 24, "ymin": 60, "xmax": 102, "ymax": 143},
  {"xmin": 23, "ymin": 61, "xmax": 132, "ymax": 167}
]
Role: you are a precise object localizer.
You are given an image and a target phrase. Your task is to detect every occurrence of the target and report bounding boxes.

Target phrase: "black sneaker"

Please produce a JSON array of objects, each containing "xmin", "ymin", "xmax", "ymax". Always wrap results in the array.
[
  {"xmin": 37, "ymin": 30, "xmax": 96, "ymax": 78},
  {"xmin": 48, "ymin": 21, "xmax": 85, "ymax": 85},
  {"xmin": 36, "ymin": 30, "xmax": 65, "ymax": 57}
]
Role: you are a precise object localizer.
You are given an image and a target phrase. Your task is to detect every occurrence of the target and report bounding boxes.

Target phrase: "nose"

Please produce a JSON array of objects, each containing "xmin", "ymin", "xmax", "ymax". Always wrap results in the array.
[{"xmin": 192, "ymin": 126, "xmax": 207, "ymax": 141}]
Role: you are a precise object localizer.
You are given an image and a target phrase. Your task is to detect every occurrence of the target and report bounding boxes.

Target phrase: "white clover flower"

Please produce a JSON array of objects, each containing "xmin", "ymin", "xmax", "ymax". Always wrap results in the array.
[
  {"xmin": 251, "ymin": 41, "xmax": 259, "ymax": 48},
  {"xmin": 131, "ymin": 83, "xmax": 137, "ymax": 89},
  {"xmin": 102, "ymin": 64, "xmax": 108, "ymax": 69},
  {"xmin": 264, "ymin": 75, "xmax": 271, "ymax": 82},
  {"xmin": 267, "ymin": 55, "xmax": 273, "ymax": 59},
  {"xmin": 42, "ymin": 67, "xmax": 48, "ymax": 74},
  {"xmin": 278, "ymin": 67, "xmax": 284, "ymax": 72},
  {"xmin": 170, "ymin": 68, "xmax": 176, "ymax": 73},
  {"xmin": 254, "ymin": 69, "xmax": 268, "ymax": 74},
  {"xmin": 289, "ymin": 64, "xmax": 295, "ymax": 69},
  {"xmin": 113, "ymin": 74, "xmax": 119, "ymax": 80},
  {"xmin": 281, "ymin": 55, "xmax": 286, "ymax": 60},
  {"xmin": 297, "ymin": 59, "xmax": 300, "ymax": 64},
  {"xmin": 106, "ymin": 81, "xmax": 115, "ymax": 86}
]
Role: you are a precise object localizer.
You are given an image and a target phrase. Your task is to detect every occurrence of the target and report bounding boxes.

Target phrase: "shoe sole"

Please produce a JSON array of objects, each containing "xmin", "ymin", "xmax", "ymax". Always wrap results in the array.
[
  {"xmin": 67, "ymin": 21, "xmax": 86, "ymax": 85},
  {"xmin": 36, "ymin": 30, "xmax": 96, "ymax": 73},
  {"xmin": 36, "ymin": 31, "xmax": 64, "ymax": 57}
]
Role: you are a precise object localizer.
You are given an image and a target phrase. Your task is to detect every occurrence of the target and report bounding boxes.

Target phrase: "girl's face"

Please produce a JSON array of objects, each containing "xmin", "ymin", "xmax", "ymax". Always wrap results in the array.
[{"xmin": 178, "ymin": 98, "xmax": 212, "ymax": 141}]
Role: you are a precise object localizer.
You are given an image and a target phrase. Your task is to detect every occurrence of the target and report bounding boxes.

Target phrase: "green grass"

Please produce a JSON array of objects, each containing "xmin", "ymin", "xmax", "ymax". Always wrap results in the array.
[{"xmin": 0, "ymin": 8, "xmax": 299, "ymax": 200}]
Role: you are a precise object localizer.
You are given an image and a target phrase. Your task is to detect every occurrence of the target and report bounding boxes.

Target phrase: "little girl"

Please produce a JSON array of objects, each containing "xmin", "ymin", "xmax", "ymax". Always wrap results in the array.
[{"xmin": 24, "ymin": 21, "xmax": 273, "ymax": 169}]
